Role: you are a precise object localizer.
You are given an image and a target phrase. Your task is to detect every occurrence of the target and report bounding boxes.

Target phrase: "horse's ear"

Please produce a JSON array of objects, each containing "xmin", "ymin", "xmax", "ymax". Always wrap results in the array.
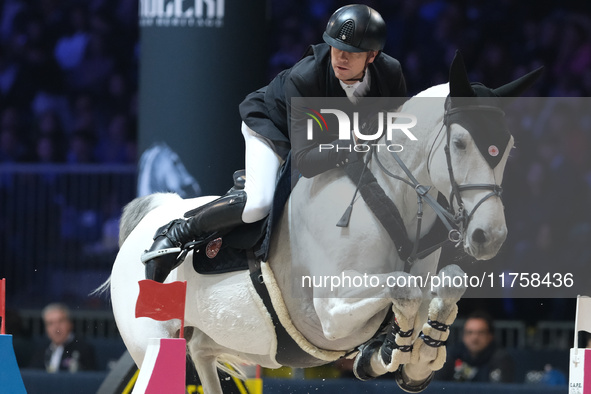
[
  {"xmin": 449, "ymin": 50, "xmax": 475, "ymax": 97},
  {"xmin": 492, "ymin": 66, "xmax": 544, "ymax": 97}
]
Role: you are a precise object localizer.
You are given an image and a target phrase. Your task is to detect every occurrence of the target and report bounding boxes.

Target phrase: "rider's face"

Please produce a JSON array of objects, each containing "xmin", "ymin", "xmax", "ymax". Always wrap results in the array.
[{"xmin": 330, "ymin": 47, "xmax": 377, "ymax": 84}]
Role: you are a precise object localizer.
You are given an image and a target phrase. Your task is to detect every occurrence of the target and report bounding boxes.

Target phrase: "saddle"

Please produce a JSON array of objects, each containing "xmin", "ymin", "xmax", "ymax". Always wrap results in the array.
[{"xmin": 191, "ymin": 154, "xmax": 292, "ymax": 275}]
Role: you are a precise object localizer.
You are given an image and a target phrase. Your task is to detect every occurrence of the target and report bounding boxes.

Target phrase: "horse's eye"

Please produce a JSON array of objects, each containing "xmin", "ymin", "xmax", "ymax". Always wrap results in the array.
[{"xmin": 453, "ymin": 138, "xmax": 466, "ymax": 150}]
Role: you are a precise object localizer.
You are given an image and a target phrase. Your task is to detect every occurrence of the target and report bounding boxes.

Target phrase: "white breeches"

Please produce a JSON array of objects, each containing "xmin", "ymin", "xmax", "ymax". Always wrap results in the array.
[{"xmin": 241, "ymin": 122, "xmax": 284, "ymax": 223}]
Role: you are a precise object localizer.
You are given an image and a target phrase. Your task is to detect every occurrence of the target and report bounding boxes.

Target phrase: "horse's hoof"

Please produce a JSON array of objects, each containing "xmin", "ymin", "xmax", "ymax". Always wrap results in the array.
[
  {"xmin": 394, "ymin": 365, "xmax": 434, "ymax": 393},
  {"xmin": 353, "ymin": 335, "xmax": 384, "ymax": 381}
]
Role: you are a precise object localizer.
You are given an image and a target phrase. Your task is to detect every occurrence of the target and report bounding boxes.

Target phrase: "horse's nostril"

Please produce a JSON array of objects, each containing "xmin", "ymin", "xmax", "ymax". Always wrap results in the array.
[{"xmin": 472, "ymin": 228, "xmax": 487, "ymax": 244}]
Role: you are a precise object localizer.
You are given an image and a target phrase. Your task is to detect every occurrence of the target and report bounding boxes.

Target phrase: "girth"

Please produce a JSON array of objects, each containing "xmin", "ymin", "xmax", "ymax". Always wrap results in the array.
[{"xmin": 247, "ymin": 256, "xmax": 327, "ymax": 367}]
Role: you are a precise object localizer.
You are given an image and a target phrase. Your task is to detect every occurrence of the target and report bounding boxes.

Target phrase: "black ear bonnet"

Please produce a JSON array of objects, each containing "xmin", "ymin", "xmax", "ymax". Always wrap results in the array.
[
  {"xmin": 444, "ymin": 91, "xmax": 509, "ymax": 169},
  {"xmin": 445, "ymin": 51, "xmax": 543, "ymax": 168}
]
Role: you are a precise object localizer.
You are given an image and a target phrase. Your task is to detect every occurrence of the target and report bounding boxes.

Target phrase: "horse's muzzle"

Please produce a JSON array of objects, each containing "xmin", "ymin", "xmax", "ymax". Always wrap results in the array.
[{"xmin": 464, "ymin": 225, "xmax": 507, "ymax": 260}]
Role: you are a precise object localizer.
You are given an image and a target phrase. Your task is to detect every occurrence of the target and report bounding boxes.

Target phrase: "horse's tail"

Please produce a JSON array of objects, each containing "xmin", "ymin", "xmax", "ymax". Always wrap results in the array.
[
  {"xmin": 215, "ymin": 357, "xmax": 249, "ymax": 381},
  {"xmin": 119, "ymin": 192, "xmax": 181, "ymax": 247},
  {"xmin": 91, "ymin": 276, "xmax": 111, "ymax": 298},
  {"xmin": 91, "ymin": 193, "xmax": 181, "ymax": 298}
]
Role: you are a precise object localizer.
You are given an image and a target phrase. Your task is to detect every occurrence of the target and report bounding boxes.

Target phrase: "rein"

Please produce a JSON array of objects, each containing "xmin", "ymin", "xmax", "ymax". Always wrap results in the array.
[
  {"xmin": 350, "ymin": 102, "xmax": 506, "ymax": 265},
  {"xmin": 372, "ymin": 145, "xmax": 459, "ymax": 265}
]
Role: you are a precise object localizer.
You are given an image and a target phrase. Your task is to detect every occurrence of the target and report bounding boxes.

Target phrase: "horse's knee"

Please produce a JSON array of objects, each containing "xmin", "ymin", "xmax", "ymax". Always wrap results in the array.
[
  {"xmin": 432, "ymin": 264, "xmax": 466, "ymax": 301},
  {"xmin": 389, "ymin": 273, "xmax": 423, "ymax": 318}
]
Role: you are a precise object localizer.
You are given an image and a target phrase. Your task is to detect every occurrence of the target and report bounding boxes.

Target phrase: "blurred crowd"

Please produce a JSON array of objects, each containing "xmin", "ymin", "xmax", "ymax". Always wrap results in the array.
[{"xmin": 0, "ymin": 0, "xmax": 138, "ymax": 164}]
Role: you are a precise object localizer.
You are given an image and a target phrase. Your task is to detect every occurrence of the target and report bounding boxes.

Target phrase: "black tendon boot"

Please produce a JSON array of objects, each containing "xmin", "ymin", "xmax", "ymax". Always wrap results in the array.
[{"xmin": 141, "ymin": 190, "xmax": 247, "ymax": 282}]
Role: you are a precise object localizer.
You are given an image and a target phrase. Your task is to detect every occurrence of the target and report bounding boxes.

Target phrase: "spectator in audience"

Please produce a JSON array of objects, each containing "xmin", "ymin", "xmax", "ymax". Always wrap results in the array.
[
  {"xmin": 35, "ymin": 134, "xmax": 62, "ymax": 163},
  {"xmin": 95, "ymin": 113, "xmax": 136, "ymax": 164},
  {"xmin": 66, "ymin": 129, "xmax": 96, "ymax": 163},
  {"xmin": 436, "ymin": 310, "xmax": 514, "ymax": 383},
  {"xmin": 0, "ymin": 128, "xmax": 26, "ymax": 162},
  {"xmin": 28, "ymin": 303, "xmax": 97, "ymax": 372}
]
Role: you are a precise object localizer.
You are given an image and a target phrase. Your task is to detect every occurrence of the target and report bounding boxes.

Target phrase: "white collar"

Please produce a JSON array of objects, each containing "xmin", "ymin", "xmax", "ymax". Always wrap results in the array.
[{"xmin": 338, "ymin": 69, "xmax": 371, "ymax": 101}]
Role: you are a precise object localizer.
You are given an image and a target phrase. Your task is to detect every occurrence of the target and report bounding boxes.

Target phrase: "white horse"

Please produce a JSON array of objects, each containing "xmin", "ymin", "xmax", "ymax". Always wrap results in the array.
[{"xmin": 105, "ymin": 52, "xmax": 541, "ymax": 393}]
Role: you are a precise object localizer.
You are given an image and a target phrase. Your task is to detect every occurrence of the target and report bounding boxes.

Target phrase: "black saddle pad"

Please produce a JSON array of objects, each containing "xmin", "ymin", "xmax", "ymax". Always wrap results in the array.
[
  {"xmin": 192, "ymin": 153, "xmax": 293, "ymax": 275},
  {"xmin": 192, "ymin": 238, "xmax": 254, "ymax": 275}
]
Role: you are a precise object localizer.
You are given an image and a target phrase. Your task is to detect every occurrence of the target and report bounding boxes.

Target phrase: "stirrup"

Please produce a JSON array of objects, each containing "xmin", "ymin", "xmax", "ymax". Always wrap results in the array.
[{"xmin": 140, "ymin": 247, "xmax": 182, "ymax": 264}]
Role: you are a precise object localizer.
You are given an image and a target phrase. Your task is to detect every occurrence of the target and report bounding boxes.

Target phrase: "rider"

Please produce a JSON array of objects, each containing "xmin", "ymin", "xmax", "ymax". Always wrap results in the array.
[{"xmin": 142, "ymin": 4, "xmax": 408, "ymax": 282}]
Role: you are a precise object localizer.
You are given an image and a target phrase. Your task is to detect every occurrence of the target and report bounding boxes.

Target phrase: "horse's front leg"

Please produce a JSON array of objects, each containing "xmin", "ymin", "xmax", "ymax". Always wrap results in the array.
[
  {"xmin": 396, "ymin": 264, "xmax": 467, "ymax": 392},
  {"xmin": 313, "ymin": 271, "xmax": 423, "ymax": 342},
  {"xmin": 312, "ymin": 271, "xmax": 424, "ymax": 380}
]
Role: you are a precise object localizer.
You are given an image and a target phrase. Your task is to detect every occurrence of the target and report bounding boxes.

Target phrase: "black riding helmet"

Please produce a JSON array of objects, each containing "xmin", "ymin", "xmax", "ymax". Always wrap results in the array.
[{"xmin": 322, "ymin": 4, "xmax": 387, "ymax": 53}]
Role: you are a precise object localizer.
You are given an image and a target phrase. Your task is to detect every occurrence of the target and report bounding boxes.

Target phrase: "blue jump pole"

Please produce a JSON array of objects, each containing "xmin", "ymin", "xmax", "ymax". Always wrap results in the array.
[
  {"xmin": 1, "ymin": 279, "xmax": 26, "ymax": 393},
  {"xmin": 0, "ymin": 335, "xmax": 27, "ymax": 393}
]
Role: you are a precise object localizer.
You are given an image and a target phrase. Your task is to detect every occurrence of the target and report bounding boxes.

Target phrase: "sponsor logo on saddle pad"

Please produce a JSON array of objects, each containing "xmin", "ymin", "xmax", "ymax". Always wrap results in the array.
[{"xmin": 206, "ymin": 238, "xmax": 223, "ymax": 259}]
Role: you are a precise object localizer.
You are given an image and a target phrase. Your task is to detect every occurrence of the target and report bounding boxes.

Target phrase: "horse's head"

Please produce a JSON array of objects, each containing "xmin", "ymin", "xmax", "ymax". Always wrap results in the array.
[{"xmin": 428, "ymin": 51, "xmax": 542, "ymax": 260}]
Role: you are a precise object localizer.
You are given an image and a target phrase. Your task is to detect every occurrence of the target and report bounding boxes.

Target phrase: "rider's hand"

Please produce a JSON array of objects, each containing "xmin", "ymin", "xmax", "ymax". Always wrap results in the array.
[{"xmin": 333, "ymin": 139, "xmax": 364, "ymax": 167}]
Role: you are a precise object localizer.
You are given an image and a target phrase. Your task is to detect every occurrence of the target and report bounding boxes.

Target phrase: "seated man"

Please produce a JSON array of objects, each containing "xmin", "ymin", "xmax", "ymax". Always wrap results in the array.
[
  {"xmin": 436, "ymin": 310, "xmax": 514, "ymax": 383},
  {"xmin": 28, "ymin": 303, "xmax": 97, "ymax": 372}
]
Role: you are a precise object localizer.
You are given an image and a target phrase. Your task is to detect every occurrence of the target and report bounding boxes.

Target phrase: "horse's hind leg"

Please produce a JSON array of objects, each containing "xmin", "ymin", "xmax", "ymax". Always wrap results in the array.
[
  {"xmin": 186, "ymin": 329, "xmax": 226, "ymax": 394},
  {"xmin": 193, "ymin": 355, "xmax": 223, "ymax": 394}
]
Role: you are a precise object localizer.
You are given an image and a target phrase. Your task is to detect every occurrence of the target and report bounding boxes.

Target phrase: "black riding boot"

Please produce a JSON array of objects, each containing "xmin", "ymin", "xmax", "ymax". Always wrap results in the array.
[{"xmin": 142, "ymin": 190, "xmax": 247, "ymax": 282}]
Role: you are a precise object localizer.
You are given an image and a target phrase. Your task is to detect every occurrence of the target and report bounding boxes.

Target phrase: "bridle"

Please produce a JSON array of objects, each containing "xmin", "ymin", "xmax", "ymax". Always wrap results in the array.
[
  {"xmin": 372, "ymin": 99, "xmax": 507, "ymax": 264},
  {"xmin": 442, "ymin": 100, "xmax": 506, "ymax": 232}
]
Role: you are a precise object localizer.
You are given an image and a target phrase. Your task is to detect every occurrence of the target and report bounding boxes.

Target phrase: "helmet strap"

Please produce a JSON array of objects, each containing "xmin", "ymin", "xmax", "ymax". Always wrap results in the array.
[{"xmin": 345, "ymin": 70, "xmax": 365, "ymax": 83}]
